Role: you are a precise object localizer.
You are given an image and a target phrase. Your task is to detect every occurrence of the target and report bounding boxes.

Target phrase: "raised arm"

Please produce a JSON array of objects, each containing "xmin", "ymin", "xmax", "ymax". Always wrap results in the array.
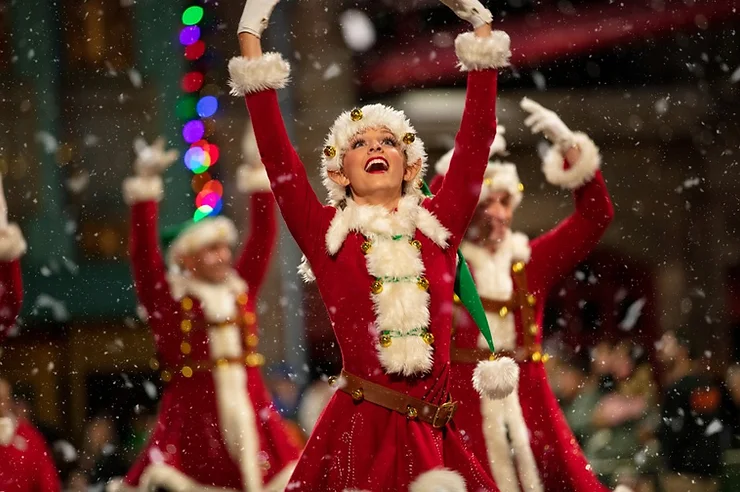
[
  {"xmin": 520, "ymin": 98, "xmax": 615, "ymax": 294},
  {"xmin": 234, "ymin": 128, "xmax": 278, "ymax": 295},
  {"xmin": 228, "ymin": 2, "xmax": 330, "ymax": 262},
  {"xmin": 122, "ymin": 138, "xmax": 178, "ymax": 318},
  {"xmin": 0, "ymin": 226, "xmax": 25, "ymax": 341},
  {"xmin": 428, "ymin": 17, "xmax": 511, "ymax": 248},
  {"xmin": 0, "ymin": 174, "xmax": 26, "ymax": 341}
]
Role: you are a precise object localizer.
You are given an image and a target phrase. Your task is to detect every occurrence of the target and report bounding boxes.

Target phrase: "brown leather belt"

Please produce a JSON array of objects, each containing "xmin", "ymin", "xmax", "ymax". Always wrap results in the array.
[
  {"xmin": 450, "ymin": 346, "xmax": 546, "ymax": 364},
  {"xmin": 332, "ymin": 370, "xmax": 458, "ymax": 429}
]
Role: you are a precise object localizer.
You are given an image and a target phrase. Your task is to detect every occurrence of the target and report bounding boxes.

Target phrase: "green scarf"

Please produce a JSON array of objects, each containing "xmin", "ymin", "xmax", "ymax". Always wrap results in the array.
[{"xmin": 420, "ymin": 182, "xmax": 495, "ymax": 352}]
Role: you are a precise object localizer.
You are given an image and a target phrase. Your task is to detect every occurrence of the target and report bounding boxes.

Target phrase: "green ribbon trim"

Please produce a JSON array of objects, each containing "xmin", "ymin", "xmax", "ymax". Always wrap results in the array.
[
  {"xmin": 420, "ymin": 182, "xmax": 495, "ymax": 352},
  {"xmin": 380, "ymin": 327, "xmax": 429, "ymax": 338},
  {"xmin": 377, "ymin": 275, "xmax": 420, "ymax": 283}
]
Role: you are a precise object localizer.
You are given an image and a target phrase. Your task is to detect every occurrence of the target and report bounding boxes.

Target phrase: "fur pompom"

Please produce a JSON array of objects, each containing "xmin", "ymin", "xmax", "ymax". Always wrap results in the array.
[
  {"xmin": 542, "ymin": 132, "xmax": 601, "ymax": 189},
  {"xmin": 473, "ymin": 356, "xmax": 519, "ymax": 400},
  {"xmin": 409, "ymin": 468, "xmax": 466, "ymax": 492}
]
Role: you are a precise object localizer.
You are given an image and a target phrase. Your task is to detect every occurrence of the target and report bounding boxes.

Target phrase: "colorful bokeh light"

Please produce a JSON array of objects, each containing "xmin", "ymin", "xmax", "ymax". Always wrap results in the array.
[
  {"xmin": 182, "ymin": 120, "xmax": 205, "ymax": 143},
  {"xmin": 185, "ymin": 41, "xmax": 206, "ymax": 61},
  {"xmin": 196, "ymin": 96, "xmax": 218, "ymax": 118},
  {"xmin": 179, "ymin": 26, "xmax": 200, "ymax": 46},
  {"xmin": 181, "ymin": 72, "xmax": 204, "ymax": 92},
  {"xmin": 182, "ymin": 6, "xmax": 204, "ymax": 26}
]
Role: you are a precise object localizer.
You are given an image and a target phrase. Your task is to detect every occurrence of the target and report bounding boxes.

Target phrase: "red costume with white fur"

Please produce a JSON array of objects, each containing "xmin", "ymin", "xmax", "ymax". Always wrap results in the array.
[
  {"xmin": 0, "ymin": 225, "xmax": 25, "ymax": 343},
  {"xmin": 117, "ymin": 168, "xmax": 301, "ymax": 491},
  {"xmin": 434, "ymin": 134, "xmax": 617, "ymax": 491},
  {"xmin": 229, "ymin": 29, "xmax": 512, "ymax": 492}
]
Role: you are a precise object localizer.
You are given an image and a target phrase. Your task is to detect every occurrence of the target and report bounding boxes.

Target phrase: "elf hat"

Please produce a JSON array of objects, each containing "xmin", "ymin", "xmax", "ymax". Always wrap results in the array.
[
  {"xmin": 161, "ymin": 216, "xmax": 237, "ymax": 268},
  {"xmin": 321, "ymin": 104, "xmax": 427, "ymax": 205}
]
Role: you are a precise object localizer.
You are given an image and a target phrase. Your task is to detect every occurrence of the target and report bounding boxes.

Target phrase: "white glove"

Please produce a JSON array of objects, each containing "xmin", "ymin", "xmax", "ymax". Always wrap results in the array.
[
  {"xmin": 133, "ymin": 137, "xmax": 179, "ymax": 177},
  {"xmin": 140, "ymin": 463, "xmax": 196, "ymax": 492},
  {"xmin": 238, "ymin": 0, "xmax": 281, "ymax": 38},
  {"xmin": 439, "ymin": 0, "xmax": 493, "ymax": 28},
  {"xmin": 520, "ymin": 97, "xmax": 575, "ymax": 150}
]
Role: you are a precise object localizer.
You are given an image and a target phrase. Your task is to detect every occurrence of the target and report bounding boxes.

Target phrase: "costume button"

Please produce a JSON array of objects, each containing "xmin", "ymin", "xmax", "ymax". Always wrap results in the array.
[
  {"xmin": 531, "ymin": 352, "xmax": 542, "ymax": 363},
  {"xmin": 528, "ymin": 324, "xmax": 538, "ymax": 336},
  {"xmin": 361, "ymin": 240, "xmax": 372, "ymax": 254},
  {"xmin": 181, "ymin": 297, "xmax": 193, "ymax": 311},
  {"xmin": 406, "ymin": 406, "xmax": 418, "ymax": 420},
  {"xmin": 237, "ymin": 292, "xmax": 249, "ymax": 305},
  {"xmin": 351, "ymin": 388, "xmax": 364, "ymax": 401},
  {"xmin": 246, "ymin": 333, "xmax": 259, "ymax": 348},
  {"xmin": 527, "ymin": 294, "xmax": 536, "ymax": 306},
  {"xmin": 149, "ymin": 358, "xmax": 160, "ymax": 371},
  {"xmin": 243, "ymin": 312, "xmax": 257, "ymax": 325},
  {"xmin": 371, "ymin": 279, "xmax": 383, "ymax": 294},
  {"xmin": 161, "ymin": 370, "xmax": 172, "ymax": 383},
  {"xmin": 180, "ymin": 320, "xmax": 192, "ymax": 333},
  {"xmin": 180, "ymin": 342, "xmax": 191, "ymax": 355},
  {"xmin": 417, "ymin": 277, "xmax": 430, "ymax": 291},
  {"xmin": 421, "ymin": 331, "xmax": 435, "ymax": 345},
  {"xmin": 512, "ymin": 262, "xmax": 525, "ymax": 273},
  {"xmin": 181, "ymin": 366, "xmax": 193, "ymax": 378},
  {"xmin": 499, "ymin": 306, "xmax": 508, "ymax": 318}
]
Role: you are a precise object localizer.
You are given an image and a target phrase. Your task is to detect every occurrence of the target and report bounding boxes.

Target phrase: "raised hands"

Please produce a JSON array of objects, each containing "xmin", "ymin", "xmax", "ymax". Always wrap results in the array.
[
  {"xmin": 520, "ymin": 98, "xmax": 575, "ymax": 151},
  {"xmin": 132, "ymin": 137, "xmax": 179, "ymax": 177},
  {"xmin": 237, "ymin": 0, "xmax": 281, "ymax": 38},
  {"xmin": 440, "ymin": 0, "xmax": 493, "ymax": 28}
]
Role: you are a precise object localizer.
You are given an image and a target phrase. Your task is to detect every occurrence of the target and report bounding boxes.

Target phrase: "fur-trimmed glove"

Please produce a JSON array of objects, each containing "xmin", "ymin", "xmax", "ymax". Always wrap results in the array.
[
  {"xmin": 520, "ymin": 97, "xmax": 576, "ymax": 151},
  {"xmin": 439, "ymin": 0, "xmax": 493, "ymax": 28}
]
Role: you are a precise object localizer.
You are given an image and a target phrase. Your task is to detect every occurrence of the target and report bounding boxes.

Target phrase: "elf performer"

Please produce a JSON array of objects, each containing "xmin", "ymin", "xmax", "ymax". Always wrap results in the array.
[
  {"xmin": 431, "ymin": 98, "xmax": 626, "ymax": 492},
  {"xmin": 109, "ymin": 133, "xmax": 301, "ymax": 492},
  {"xmin": 229, "ymin": 1, "xmax": 520, "ymax": 491},
  {"xmin": 0, "ymin": 174, "xmax": 62, "ymax": 492}
]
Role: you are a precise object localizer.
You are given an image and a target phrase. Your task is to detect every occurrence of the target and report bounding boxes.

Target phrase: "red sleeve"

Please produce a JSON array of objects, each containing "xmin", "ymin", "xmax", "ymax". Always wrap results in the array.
[
  {"xmin": 243, "ymin": 90, "xmax": 333, "ymax": 263},
  {"xmin": 528, "ymin": 170, "xmax": 614, "ymax": 295},
  {"xmin": 0, "ymin": 259, "xmax": 23, "ymax": 342},
  {"xmin": 35, "ymin": 443, "xmax": 61, "ymax": 492},
  {"xmin": 129, "ymin": 201, "xmax": 172, "ymax": 319},
  {"xmin": 428, "ymin": 70, "xmax": 499, "ymax": 249},
  {"xmin": 235, "ymin": 191, "xmax": 277, "ymax": 296}
]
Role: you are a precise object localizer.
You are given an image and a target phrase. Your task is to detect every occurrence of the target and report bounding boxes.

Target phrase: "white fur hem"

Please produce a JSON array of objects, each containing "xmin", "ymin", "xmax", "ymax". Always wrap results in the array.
[
  {"xmin": 614, "ymin": 486, "xmax": 634, "ymax": 492},
  {"xmin": 409, "ymin": 468, "xmax": 466, "ymax": 492},
  {"xmin": 542, "ymin": 132, "xmax": 601, "ymax": 190},
  {"xmin": 265, "ymin": 461, "xmax": 298, "ymax": 492},
  {"xmin": 228, "ymin": 53, "xmax": 291, "ymax": 96},
  {"xmin": 122, "ymin": 175, "xmax": 163, "ymax": 204},
  {"xmin": 473, "ymin": 357, "xmax": 519, "ymax": 400},
  {"xmin": 166, "ymin": 216, "xmax": 238, "ymax": 267},
  {"xmin": 0, "ymin": 224, "xmax": 27, "ymax": 261},
  {"xmin": 455, "ymin": 31, "xmax": 511, "ymax": 71},
  {"xmin": 238, "ymin": 165, "xmax": 271, "ymax": 193}
]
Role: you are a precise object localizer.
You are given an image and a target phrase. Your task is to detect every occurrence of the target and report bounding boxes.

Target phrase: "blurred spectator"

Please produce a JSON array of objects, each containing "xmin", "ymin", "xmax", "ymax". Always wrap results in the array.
[
  {"xmin": 77, "ymin": 415, "xmax": 128, "ymax": 486},
  {"xmin": 266, "ymin": 363, "xmax": 301, "ymax": 420},
  {"xmin": 656, "ymin": 331, "xmax": 734, "ymax": 492},
  {"xmin": 65, "ymin": 468, "xmax": 89, "ymax": 492}
]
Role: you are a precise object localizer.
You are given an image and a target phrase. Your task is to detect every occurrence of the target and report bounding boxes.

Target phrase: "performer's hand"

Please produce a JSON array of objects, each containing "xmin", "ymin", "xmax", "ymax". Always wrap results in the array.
[
  {"xmin": 439, "ymin": 0, "xmax": 493, "ymax": 29},
  {"xmin": 520, "ymin": 97, "xmax": 576, "ymax": 151},
  {"xmin": 237, "ymin": 0, "xmax": 281, "ymax": 39},
  {"xmin": 133, "ymin": 137, "xmax": 179, "ymax": 177}
]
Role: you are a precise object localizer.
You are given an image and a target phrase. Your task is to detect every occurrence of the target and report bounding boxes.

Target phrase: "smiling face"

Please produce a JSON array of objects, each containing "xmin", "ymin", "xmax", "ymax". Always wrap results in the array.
[
  {"xmin": 470, "ymin": 190, "xmax": 515, "ymax": 249},
  {"xmin": 180, "ymin": 242, "xmax": 233, "ymax": 284},
  {"xmin": 328, "ymin": 127, "xmax": 421, "ymax": 205}
]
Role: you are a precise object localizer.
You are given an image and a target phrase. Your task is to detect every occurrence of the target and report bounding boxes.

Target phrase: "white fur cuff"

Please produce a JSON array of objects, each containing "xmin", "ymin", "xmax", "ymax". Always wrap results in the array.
[
  {"xmin": 237, "ymin": 165, "xmax": 271, "ymax": 193},
  {"xmin": 0, "ymin": 223, "xmax": 27, "ymax": 262},
  {"xmin": 228, "ymin": 53, "xmax": 291, "ymax": 96},
  {"xmin": 455, "ymin": 31, "xmax": 511, "ymax": 71},
  {"xmin": 542, "ymin": 132, "xmax": 601, "ymax": 190},
  {"xmin": 122, "ymin": 175, "xmax": 163, "ymax": 204},
  {"xmin": 473, "ymin": 356, "xmax": 519, "ymax": 400}
]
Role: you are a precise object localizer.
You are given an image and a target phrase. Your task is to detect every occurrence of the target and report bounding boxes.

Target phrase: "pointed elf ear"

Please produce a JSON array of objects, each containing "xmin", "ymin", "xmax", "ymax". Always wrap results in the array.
[
  {"xmin": 403, "ymin": 158, "xmax": 422, "ymax": 183},
  {"xmin": 327, "ymin": 169, "xmax": 350, "ymax": 187}
]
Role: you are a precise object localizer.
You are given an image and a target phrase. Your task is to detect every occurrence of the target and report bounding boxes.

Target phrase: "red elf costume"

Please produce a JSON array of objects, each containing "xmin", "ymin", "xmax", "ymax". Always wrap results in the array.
[
  {"xmin": 228, "ymin": 2, "xmax": 519, "ymax": 490},
  {"xmin": 109, "ymin": 134, "xmax": 301, "ymax": 492},
  {"xmin": 0, "ymin": 176, "xmax": 62, "ymax": 492},
  {"xmin": 431, "ymin": 99, "xmax": 627, "ymax": 492}
]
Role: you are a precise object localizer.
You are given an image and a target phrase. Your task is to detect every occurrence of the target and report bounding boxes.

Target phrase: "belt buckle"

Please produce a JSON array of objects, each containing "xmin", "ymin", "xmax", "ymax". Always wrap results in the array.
[{"xmin": 432, "ymin": 400, "xmax": 458, "ymax": 428}]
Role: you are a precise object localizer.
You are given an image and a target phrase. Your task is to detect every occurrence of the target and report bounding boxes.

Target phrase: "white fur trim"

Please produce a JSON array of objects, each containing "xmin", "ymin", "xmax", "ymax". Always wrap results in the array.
[
  {"xmin": 614, "ymin": 487, "xmax": 634, "ymax": 492},
  {"xmin": 0, "ymin": 416, "xmax": 16, "ymax": 446},
  {"xmin": 166, "ymin": 271, "xmax": 246, "ymax": 316},
  {"xmin": 542, "ymin": 132, "xmax": 601, "ymax": 190},
  {"xmin": 479, "ymin": 162, "xmax": 523, "ymax": 208},
  {"xmin": 504, "ymin": 393, "xmax": 542, "ymax": 492},
  {"xmin": 481, "ymin": 397, "xmax": 519, "ymax": 492},
  {"xmin": 104, "ymin": 479, "xmax": 137, "ymax": 492},
  {"xmin": 139, "ymin": 463, "xmax": 196, "ymax": 491},
  {"xmin": 298, "ymin": 383, "xmax": 336, "ymax": 434},
  {"xmin": 321, "ymin": 104, "xmax": 427, "ymax": 205},
  {"xmin": 228, "ymin": 53, "xmax": 291, "ymax": 96},
  {"xmin": 297, "ymin": 255, "xmax": 316, "ymax": 283},
  {"xmin": 473, "ymin": 357, "xmax": 519, "ymax": 400},
  {"xmin": 409, "ymin": 468, "xmax": 466, "ymax": 492},
  {"xmin": 265, "ymin": 461, "xmax": 297, "ymax": 492},
  {"xmin": 212, "ymin": 364, "xmax": 262, "ymax": 492},
  {"xmin": 238, "ymin": 165, "xmax": 271, "ymax": 193},
  {"xmin": 122, "ymin": 175, "xmax": 163, "ymax": 204},
  {"xmin": 455, "ymin": 31, "xmax": 511, "ymax": 71},
  {"xmin": 0, "ymin": 224, "xmax": 26, "ymax": 261},
  {"xmin": 166, "ymin": 216, "xmax": 238, "ymax": 268}
]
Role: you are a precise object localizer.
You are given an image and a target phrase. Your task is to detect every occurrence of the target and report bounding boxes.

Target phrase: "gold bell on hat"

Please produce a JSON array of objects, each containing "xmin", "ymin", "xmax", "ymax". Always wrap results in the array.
[
  {"xmin": 350, "ymin": 108, "xmax": 363, "ymax": 121},
  {"xmin": 323, "ymin": 146, "xmax": 336, "ymax": 158},
  {"xmin": 403, "ymin": 132, "xmax": 416, "ymax": 145}
]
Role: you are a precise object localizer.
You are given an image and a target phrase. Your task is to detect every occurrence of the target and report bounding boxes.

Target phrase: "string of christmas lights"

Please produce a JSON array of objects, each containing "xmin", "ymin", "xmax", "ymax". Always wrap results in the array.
[{"xmin": 178, "ymin": 3, "xmax": 223, "ymax": 222}]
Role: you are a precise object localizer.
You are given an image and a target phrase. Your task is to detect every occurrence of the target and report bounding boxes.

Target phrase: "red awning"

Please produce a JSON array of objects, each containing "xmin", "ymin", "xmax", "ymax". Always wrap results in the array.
[{"xmin": 361, "ymin": 0, "xmax": 739, "ymax": 93}]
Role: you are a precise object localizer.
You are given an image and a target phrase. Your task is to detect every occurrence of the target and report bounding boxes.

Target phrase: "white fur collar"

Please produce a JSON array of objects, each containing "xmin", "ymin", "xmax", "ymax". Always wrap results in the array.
[
  {"xmin": 0, "ymin": 417, "xmax": 16, "ymax": 446},
  {"xmin": 166, "ymin": 271, "xmax": 247, "ymax": 322},
  {"xmin": 325, "ymin": 196, "xmax": 450, "ymax": 255}
]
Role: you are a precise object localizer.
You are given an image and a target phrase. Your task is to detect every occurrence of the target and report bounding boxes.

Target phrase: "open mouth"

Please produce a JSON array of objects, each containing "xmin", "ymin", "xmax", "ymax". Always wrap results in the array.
[{"xmin": 364, "ymin": 157, "xmax": 389, "ymax": 174}]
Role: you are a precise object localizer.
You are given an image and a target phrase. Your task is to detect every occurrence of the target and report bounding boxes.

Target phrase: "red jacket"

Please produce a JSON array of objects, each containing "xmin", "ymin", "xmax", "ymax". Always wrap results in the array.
[
  {"xmin": 0, "ymin": 419, "xmax": 61, "ymax": 492},
  {"xmin": 244, "ymin": 65, "xmax": 502, "ymax": 490},
  {"xmin": 122, "ymin": 192, "xmax": 301, "ymax": 490}
]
